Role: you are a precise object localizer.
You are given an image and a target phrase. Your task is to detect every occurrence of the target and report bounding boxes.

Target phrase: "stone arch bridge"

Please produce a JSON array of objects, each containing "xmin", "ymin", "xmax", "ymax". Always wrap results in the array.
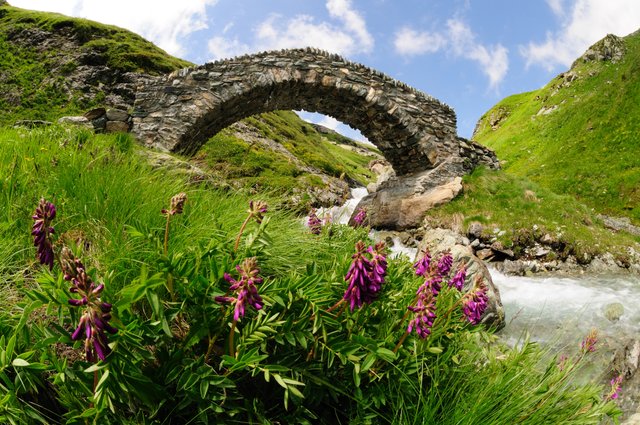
[{"xmin": 131, "ymin": 48, "xmax": 496, "ymax": 177}]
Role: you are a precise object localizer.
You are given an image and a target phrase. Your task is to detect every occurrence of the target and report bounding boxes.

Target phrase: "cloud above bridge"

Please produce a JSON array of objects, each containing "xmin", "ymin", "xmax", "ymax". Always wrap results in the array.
[
  {"xmin": 521, "ymin": 0, "xmax": 640, "ymax": 70},
  {"xmin": 207, "ymin": 0, "xmax": 373, "ymax": 60},
  {"xmin": 394, "ymin": 19, "xmax": 509, "ymax": 90},
  {"xmin": 11, "ymin": 0, "xmax": 218, "ymax": 57}
]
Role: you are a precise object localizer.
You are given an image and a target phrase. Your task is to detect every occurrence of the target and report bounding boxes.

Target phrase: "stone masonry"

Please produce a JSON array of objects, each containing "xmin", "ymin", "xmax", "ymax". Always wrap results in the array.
[{"xmin": 131, "ymin": 48, "xmax": 497, "ymax": 176}]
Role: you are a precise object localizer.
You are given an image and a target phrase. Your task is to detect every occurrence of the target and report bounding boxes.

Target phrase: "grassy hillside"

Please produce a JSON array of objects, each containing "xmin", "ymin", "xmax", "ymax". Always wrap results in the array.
[
  {"xmin": 474, "ymin": 32, "xmax": 640, "ymax": 223},
  {"xmin": 0, "ymin": 3, "xmax": 191, "ymax": 124}
]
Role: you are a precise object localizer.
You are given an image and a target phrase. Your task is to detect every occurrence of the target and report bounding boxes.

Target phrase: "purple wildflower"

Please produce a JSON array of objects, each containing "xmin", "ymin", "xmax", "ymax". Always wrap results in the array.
[
  {"xmin": 407, "ymin": 298, "xmax": 437, "ymax": 339},
  {"xmin": 418, "ymin": 275, "xmax": 442, "ymax": 297},
  {"xmin": 413, "ymin": 249, "xmax": 431, "ymax": 277},
  {"xmin": 343, "ymin": 241, "xmax": 373, "ymax": 310},
  {"xmin": 580, "ymin": 329, "xmax": 598, "ymax": 353},
  {"xmin": 32, "ymin": 199, "xmax": 56, "ymax": 270},
  {"xmin": 248, "ymin": 200, "xmax": 268, "ymax": 224},
  {"xmin": 353, "ymin": 207, "xmax": 367, "ymax": 227},
  {"xmin": 162, "ymin": 192, "xmax": 187, "ymax": 216},
  {"xmin": 461, "ymin": 277, "xmax": 489, "ymax": 325},
  {"xmin": 308, "ymin": 208, "xmax": 322, "ymax": 235},
  {"xmin": 63, "ymin": 248, "xmax": 117, "ymax": 362},
  {"xmin": 368, "ymin": 242, "xmax": 388, "ymax": 287},
  {"xmin": 215, "ymin": 257, "xmax": 264, "ymax": 321},
  {"xmin": 606, "ymin": 375, "xmax": 623, "ymax": 401},
  {"xmin": 437, "ymin": 251, "xmax": 453, "ymax": 276},
  {"xmin": 448, "ymin": 266, "xmax": 467, "ymax": 291},
  {"xmin": 407, "ymin": 271, "xmax": 441, "ymax": 338}
]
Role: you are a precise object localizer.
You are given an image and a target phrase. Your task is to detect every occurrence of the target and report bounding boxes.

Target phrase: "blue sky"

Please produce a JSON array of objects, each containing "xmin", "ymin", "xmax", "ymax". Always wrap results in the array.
[{"xmin": 10, "ymin": 0, "xmax": 640, "ymax": 140}]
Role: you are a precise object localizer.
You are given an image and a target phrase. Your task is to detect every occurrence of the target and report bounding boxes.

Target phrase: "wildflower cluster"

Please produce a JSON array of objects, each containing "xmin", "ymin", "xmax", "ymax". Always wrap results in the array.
[
  {"xmin": 352, "ymin": 207, "xmax": 367, "ymax": 227},
  {"xmin": 405, "ymin": 249, "xmax": 490, "ymax": 339},
  {"xmin": 461, "ymin": 277, "xmax": 489, "ymax": 325},
  {"xmin": 235, "ymin": 200, "xmax": 268, "ymax": 251},
  {"xmin": 407, "ymin": 251, "xmax": 452, "ymax": 338},
  {"xmin": 63, "ymin": 248, "xmax": 117, "ymax": 362},
  {"xmin": 581, "ymin": 328, "xmax": 598, "ymax": 353},
  {"xmin": 32, "ymin": 198, "xmax": 56, "ymax": 270},
  {"xmin": 343, "ymin": 241, "xmax": 387, "ymax": 311},
  {"xmin": 606, "ymin": 375, "xmax": 623, "ymax": 401},
  {"xmin": 216, "ymin": 257, "xmax": 264, "ymax": 321}
]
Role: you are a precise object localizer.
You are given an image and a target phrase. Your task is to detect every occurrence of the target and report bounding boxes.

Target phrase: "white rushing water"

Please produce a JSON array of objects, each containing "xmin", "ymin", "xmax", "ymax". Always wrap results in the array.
[
  {"xmin": 314, "ymin": 187, "xmax": 368, "ymax": 225},
  {"xmin": 491, "ymin": 268, "xmax": 640, "ymax": 347}
]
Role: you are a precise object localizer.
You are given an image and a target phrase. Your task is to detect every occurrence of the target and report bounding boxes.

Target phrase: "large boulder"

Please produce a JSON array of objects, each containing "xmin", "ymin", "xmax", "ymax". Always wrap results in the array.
[
  {"xmin": 354, "ymin": 158, "xmax": 466, "ymax": 230},
  {"xmin": 416, "ymin": 227, "xmax": 505, "ymax": 329}
]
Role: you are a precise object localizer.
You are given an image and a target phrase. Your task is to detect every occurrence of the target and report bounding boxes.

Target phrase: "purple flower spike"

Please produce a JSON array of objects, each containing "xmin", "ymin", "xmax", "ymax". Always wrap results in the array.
[
  {"xmin": 32, "ymin": 199, "xmax": 56, "ymax": 270},
  {"xmin": 353, "ymin": 207, "xmax": 367, "ymax": 227},
  {"xmin": 580, "ymin": 329, "xmax": 598, "ymax": 353},
  {"xmin": 448, "ymin": 267, "xmax": 467, "ymax": 291},
  {"xmin": 407, "ymin": 299, "xmax": 437, "ymax": 339},
  {"xmin": 413, "ymin": 249, "xmax": 431, "ymax": 277},
  {"xmin": 437, "ymin": 252, "xmax": 453, "ymax": 276},
  {"xmin": 461, "ymin": 277, "xmax": 489, "ymax": 325},
  {"xmin": 606, "ymin": 375, "xmax": 623, "ymax": 401},
  {"xmin": 308, "ymin": 209, "xmax": 322, "ymax": 235},
  {"xmin": 65, "ymin": 249, "xmax": 117, "ymax": 363},
  {"xmin": 216, "ymin": 257, "xmax": 264, "ymax": 321}
]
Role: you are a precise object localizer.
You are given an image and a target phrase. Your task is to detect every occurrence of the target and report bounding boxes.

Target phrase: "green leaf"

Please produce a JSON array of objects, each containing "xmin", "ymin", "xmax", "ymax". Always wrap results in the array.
[
  {"xmin": 361, "ymin": 353, "xmax": 376, "ymax": 372},
  {"xmin": 11, "ymin": 358, "xmax": 29, "ymax": 367},
  {"xmin": 427, "ymin": 346, "xmax": 443, "ymax": 354},
  {"xmin": 274, "ymin": 373, "xmax": 287, "ymax": 389},
  {"xmin": 375, "ymin": 347, "xmax": 397, "ymax": 362}
]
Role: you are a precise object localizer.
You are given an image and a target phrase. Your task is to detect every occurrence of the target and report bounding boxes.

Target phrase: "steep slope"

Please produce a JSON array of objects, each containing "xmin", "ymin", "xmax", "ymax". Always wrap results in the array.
[
  {"xmin": 0, "ymin": 2, "xmax": 191, "ymax": 123},
  {"xmin": 474, "ymin": 31, "xmax": 640, "ymax": 223}
]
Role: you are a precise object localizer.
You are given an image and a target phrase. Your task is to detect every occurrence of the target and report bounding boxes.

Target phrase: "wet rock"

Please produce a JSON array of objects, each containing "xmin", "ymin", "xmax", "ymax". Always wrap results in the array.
[
  {"xmin": 476, "ymin": 248, "xmax": 494, "ymax": 261},
  {"xmin": 604, "ymin": 302, "xmax": 625, "ymax": 322},
  {"xmin": 468, "ymin": 222, "xmax": 484, "ymax": 239}
]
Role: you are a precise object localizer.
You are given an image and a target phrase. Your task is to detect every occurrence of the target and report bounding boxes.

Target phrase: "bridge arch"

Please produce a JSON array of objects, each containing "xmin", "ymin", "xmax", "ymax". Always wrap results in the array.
[{"xmin": 131, "ymin": 48, "xmax": 468, "ymax": 176}]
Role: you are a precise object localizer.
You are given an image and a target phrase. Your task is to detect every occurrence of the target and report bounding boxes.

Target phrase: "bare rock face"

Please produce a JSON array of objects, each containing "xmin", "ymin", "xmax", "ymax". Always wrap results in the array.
[
  {"xmin": 574, "ymin": 34, "xmax": 625, "ymax": 66},
  {"xmin": 417, "ymin": 227, "xmax": 505, "ymax": 329}
]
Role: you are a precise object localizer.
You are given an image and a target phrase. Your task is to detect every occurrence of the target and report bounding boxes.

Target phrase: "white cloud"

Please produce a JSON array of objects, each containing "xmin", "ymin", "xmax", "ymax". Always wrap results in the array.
[
  {"xmin": 446, "ymin": 19, "xmax": 509, "ymax": 89},
  {"xmin": 11, "ymin": 0, "xmax": 217, "ymax": 56},
  {"xmin": 546, "ymin": 0, "xmax": 566, "ymax": 16},
  {"xmin": 393, "ymin": 19, "xmax": 509, "ymax": 89},
  {"xmin": 207, "ymin": 0, "xmax": 373, "ymax": 60},
  {"xmin": 207, "ymin": 36, "xmax": 251, "ymax": 60},
  {"xmin": 394, "ymin": 27, "xmax": 446, "ymax": 56},
  {"xmin": 521, "ymin": 0, "xmax": 640, "ymax": 70},
  {"xmin": 326, "ymin": 0, "xmax": 374, "ymax": 52},
  {"xmin": 254, "ymin": 14, "xmax": 358, "ymax": 55},
  {"xmin": 317, "ymin": 115, "xmax": 341, "ymax": 130}
]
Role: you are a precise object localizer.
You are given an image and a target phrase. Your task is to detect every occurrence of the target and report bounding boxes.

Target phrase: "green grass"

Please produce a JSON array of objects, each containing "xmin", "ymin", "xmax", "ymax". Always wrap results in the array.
[
  {"xmin": 474, "ymin": 32, "xmax": 640, "ymax": 223},
  {"xmin": 0, "ymin": 125, "xmax": 620, "ymax": 423},
  {"xmin": 196, "ymin": 111, "xmax": 378, "ymax": 200},
  {"xmin": 425, "ymin": 167, "xmax": 640, "ymax": 261}
]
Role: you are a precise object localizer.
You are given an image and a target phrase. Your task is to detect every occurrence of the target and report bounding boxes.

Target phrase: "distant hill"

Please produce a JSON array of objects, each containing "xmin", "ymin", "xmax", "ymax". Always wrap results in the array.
[{"xmin": 473, "ymin": 31, "xmax": 640, "ymax": 223}]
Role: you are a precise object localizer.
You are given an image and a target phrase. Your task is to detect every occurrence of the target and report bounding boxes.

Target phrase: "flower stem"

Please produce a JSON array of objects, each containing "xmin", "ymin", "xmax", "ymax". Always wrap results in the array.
[
  {"xmin": 229, "ymin": 319, "xmax": 238, "ymax": 356},
  {"xmin": 234, "ymin": 215, "xmax": 252, "ymax": 252},
  {"xmin": 163, "ymin": 214, "xmax": 171, "ymax": 257},
  {"xmin": 393, "ymin": 331, "xmax": 410, "ymax": 353},
  {"xmin": 326, "ymin": 299, "xmax": 345, "ymax": 313}
]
